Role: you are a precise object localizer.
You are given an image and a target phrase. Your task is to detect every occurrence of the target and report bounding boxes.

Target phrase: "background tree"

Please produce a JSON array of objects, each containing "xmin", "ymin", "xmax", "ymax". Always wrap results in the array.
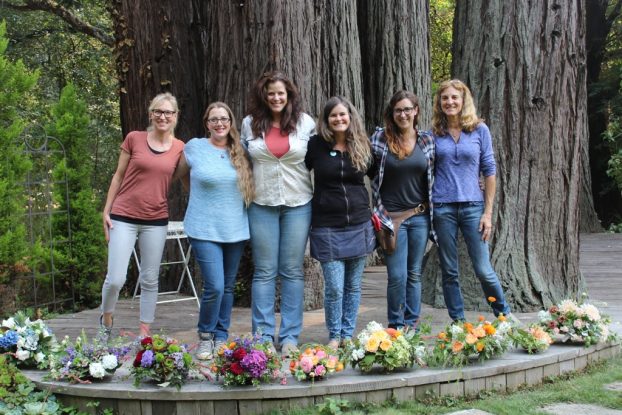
[
  {"xmin": 0, "ymin": 21, "xmax": 39, "ymax": 312},
  {"xmin": 424, "ymin": 0, "xmax": 586, "ymax": 311}
]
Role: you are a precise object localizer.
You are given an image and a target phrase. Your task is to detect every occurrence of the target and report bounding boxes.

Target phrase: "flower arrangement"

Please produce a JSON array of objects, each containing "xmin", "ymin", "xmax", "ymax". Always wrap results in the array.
[
  {"xmin": 510, "ymin": 325, "xmax": 553, "ymax": 354},
  {"xmin": 0, "ymin": 311, "xmax": 56, "ymax": 369},
  {"xmin": 289, "ymin": 345, "xmax": 344, "ymax": 382},
  {"xmin": 131, "ymin": 334, "xmax": 194, "ymax": 389},
  {"xmin": 211, "ymin": 334, "xmax": 285, "ymax": 387},
  {"xmin": 350, "ymin": 321, "xmax": 424, "ymax": 372},
  {"xmin": 538, "ymin": 297, "xmax": 616, "ymax": 347},
  {"xmin": 48, "ymin": 331, "xmax": 130, "ymax": 383},
  {"xmin": 429, "ymin": 315, "xmax": 512, "ymax": 367}
]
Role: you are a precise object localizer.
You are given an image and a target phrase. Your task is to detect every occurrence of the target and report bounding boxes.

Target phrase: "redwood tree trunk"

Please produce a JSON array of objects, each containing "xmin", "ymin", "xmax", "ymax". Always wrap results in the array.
[
  {"xmin": 424, "ymin": 0, "xmax": 585, "ymax": 312},
  {"xmin": 357, "ymin": 0, "xmax": 432, "ymax": 130}
]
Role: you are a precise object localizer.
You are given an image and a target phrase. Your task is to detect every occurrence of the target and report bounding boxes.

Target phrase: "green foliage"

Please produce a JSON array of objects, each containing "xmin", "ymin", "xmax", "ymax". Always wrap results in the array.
[
  {"xmin": 47, "ymin": 85, "xmax": 107, "ymax": 308},
  {"xmin": 429, "ymin": 0, "xmax": 455, "ymax": 87},
  {"xmin": 0, "ymin": 21, "xmax": 38, "ymax": 284},
  {"xmin": 315, "ymin": 398, "xmax": 351, "ymax": 415}
]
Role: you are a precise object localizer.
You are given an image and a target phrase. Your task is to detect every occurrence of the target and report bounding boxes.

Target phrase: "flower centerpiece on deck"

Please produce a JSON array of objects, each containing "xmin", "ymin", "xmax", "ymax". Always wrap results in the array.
[
  {"xmin": 131, "ymin": 334, "xmax": 194, "ymax": 389},
  {"xmin": 538, "ymin": 296, "xmax": 616, "ymax": 347},
  {"xmin": 49, "ymin": 331, "xmax": 130, "ymax": 383},
  {"xmin": 429, "ymin": 315, "xmax": 512, "ymax": 367},
  {"xmin": 350, "ymin": 321, "xmax": 424, "ymax": 372},
  {"xmin": 289, "ymin": 344, "xmax": 344, "ymax": 382},
  {"xmin": 510, "ymin": 325, "xmax": 553, "ymax": 354},
  {"xmin": 211, "ymin": 334, "xmax": 285, "ymax": 387},
  {"xmin": 0, "ymin": 311, "xmax": 56, "ymax": 369}
]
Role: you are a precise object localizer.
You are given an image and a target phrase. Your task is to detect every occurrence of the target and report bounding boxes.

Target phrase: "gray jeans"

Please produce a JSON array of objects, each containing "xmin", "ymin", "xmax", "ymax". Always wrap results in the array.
[{"xmin": 101, "ymin": 220, "xmax": 167, "ymax": 323}]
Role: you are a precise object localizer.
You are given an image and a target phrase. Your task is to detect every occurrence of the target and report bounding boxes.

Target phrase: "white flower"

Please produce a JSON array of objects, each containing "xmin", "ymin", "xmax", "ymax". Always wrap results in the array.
[
  {"xmin": 559, "ymin": 299, "xmax": 578, "ymax": 314},
  {"xmin": 15, "ymin": 350, "xmax": 30, "ymax": 361},
  {"xmin": 34, "ymin": 352, "xmax": 45, "ymax": 363},
  {"xmin": 351, "ymin": 348, "xmax": 365, "ymax": 360},
  {"xmin": 573, "ymin": 319, "xmax": 584, "ymax": 329},
  {"xmin": 580, "ymin": 304, "xmax": 601, "ymax": 322},
  {"xmin": 101, "ymin": 354, "xmax": 118, "ymax": 370},
  {"xmin": 538, "ymin": 310, "xmax": 552, "ymax": 322},
  {"xmin": 497, "ymin": 321, "xmax": 512, "ymax": 335},
  {"xmin": 89, "ymin": 362, "xmax": 106, "ymax": 379},
  {"xmin": 2, "ymin": 317, "xmax": 16, "ymax": 329},
  {"xmin": 600, "ymin": 324, "xmax": 609, "ymax": 341},
  {"xmin": 366, "ymin": 321, "xmax": 384, "ymax": 333},
  {"xmin": 16, "ymin": 338, "xmax": 25, "ymax": 349},
  {"xmin": 450, "ymin": 324, "xmax": 464, "ymax": 336},
  {"xmin": 560, "ymin": 326, "xmax": 569, "ymax": 333}
]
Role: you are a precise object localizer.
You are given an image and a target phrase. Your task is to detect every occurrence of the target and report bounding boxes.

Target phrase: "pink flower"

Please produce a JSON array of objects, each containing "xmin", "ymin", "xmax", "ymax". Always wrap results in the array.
[
  {"xmin": 314, "ymin": 365, "xmax": 326, "ymax": 377},
  {"xmin": 315, "ymin": 349, "xmax": 326, "ymax": 359},
  {"xmin": 300, "ymin": 356, "xmax": 314, "ymax": 373}
]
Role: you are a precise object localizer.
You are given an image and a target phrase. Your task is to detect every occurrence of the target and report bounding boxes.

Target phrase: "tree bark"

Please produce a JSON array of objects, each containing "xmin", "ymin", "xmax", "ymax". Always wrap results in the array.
[
  {"xmin": 357, "ymin": 0, "xmax": 432, "ymax": 130},
  {"xmin": 424, "ymin": 0, "xmax": 586, "ymax": 312}
]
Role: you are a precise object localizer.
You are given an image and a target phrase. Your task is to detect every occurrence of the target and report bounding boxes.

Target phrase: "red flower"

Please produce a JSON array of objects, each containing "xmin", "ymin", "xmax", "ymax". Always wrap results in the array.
[
  {"xmin": 233, "ymin": 347, "xmax": 247, "ymax": 361},
  {"xmin": 133, "ymin": 350, "xmax": 144, "ymax": 367},
  {"xmin": 141, "ymin": 337, "xmax": 153, "ymax": 346},
  {"xmin": 230, "ymin": 362, "xmax": 244, "ymax": 375}
]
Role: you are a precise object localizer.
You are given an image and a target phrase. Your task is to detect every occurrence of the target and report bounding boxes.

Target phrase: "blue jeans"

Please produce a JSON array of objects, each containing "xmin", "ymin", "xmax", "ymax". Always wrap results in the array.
[
  {"xmin": 248, "ymin": 202, "xmax": 311, "ymax": 345},
  {"xmin": 321, "ymin": 256, "xmax": 366, "ymax": 341},
  {"xmin": 385, "ymin": 214, "xmax": 430, "ymax": 328},
  {"xmin": 434, "ymin": 202, "xmax": 511, "ymax": 320},
  {"xmin": 189, "ymin": 238, "xmax": 246, "ymax": 341}
]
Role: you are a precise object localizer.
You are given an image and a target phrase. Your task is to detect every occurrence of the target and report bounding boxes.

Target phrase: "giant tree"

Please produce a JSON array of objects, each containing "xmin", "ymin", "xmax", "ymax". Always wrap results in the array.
[{"xmin": 424, "ymin": 0, "xmax": 587, "ymax": 311}]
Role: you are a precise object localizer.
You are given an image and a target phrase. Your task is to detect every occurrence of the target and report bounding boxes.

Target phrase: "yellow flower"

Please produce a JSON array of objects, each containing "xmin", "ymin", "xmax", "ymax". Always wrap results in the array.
[
  {"xmin": 438, "ymin": 332, "xmax": 447, "ymax": 340},
  {"xmin": 498, "ymin": 315, "xmax": 507, "ymax": 322},
  {"xmin": 379, "ymin": 339, "xmax": 392, "ymax": 351},
  {"xmin": 365, "ymin": 337, "xmax": 380, "ymax": 352},
  {"xmin": 476, "ymin": 342, "xmax": 485, "ymax": 352},
  {"xmin": 336, "ymin": 362, "xmax": 344, "ymax": 371},
  {"xmin": 465, "ymin": 333, "xmax": 478, "ymax": 345}
]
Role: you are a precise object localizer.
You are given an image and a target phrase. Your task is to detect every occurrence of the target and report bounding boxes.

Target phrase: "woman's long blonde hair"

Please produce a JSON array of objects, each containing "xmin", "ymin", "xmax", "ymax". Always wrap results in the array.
[
  {"xmin": 317, "ymin": 96, "xmax": 371, "ymax": 172},
  {"xmin": 383, "ymin": 90, "xmax": 420, "ymax": 160},
  {"xmin": 432, "ymin": 79, "xmax": 482, "ymax": 136},
  {"xmin": 203, "ymin": 102, "xmax": 255, "ymax": 205}
]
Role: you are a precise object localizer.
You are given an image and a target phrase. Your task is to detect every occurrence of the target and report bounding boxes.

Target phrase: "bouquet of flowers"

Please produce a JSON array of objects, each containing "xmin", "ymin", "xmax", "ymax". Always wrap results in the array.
[
  {"xmin": 429, "ymin": 315, "xmax": 512, "ymax": 367},
  {"xmin": 538, "ymin": 297, "xmax": 615, "ymax": 347},
  {"xmin": 510, "ymin": 325, "xmax": 553, "ymax": 354},
  {"xmin": 131, "ymin": 334, "xmax": 194, "ymax": 389},
  {"xmin": 49, "ymin": 331, "xmax": 130, "ymax": 383},
  {"xmin": 350, "ymin": 321, "xmax": 424, "ymax": 372},
  {"xmin": 0, "ymin": 311, "xmax": 56, "ymax": 369},
  {"xmin": 211, "ymin": 334, "xmax": 285, "ymax": 387},
  {"xmin": 289, "ymin": 345, "xmax": 344, "ymax": 382}
]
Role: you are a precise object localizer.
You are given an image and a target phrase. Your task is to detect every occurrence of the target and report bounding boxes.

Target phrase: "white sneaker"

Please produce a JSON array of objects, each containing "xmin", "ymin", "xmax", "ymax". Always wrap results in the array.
[{"xmin": 280, "ymin": 342, "xmax": 299, "ymax": 358}]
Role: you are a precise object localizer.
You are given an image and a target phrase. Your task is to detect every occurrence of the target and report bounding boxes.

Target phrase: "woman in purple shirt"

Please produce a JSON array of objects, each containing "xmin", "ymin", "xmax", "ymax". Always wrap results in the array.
[{"xmin": 431, "ymin": 79, "xmax": 513, "ymax": 322}]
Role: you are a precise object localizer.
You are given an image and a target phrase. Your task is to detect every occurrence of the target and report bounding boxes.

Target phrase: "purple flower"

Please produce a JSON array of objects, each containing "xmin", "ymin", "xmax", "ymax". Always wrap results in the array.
[
  {"xmin": 140, "ymin": 350, "xmax": 154, "ymax": 367},
  {"xmin": 240, "ymin": 349, "xmax": 268, "ymax": 378},
  {"xmin": 171, "ymin": 352, "xmax": 185, "ymax": 370}
]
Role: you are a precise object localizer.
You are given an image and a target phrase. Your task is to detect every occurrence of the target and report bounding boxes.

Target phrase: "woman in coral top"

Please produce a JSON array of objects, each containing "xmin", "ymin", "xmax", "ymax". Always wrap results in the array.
[{"xmin": 100, "ymin": 93, "xmax": 184, "ymax": 339}]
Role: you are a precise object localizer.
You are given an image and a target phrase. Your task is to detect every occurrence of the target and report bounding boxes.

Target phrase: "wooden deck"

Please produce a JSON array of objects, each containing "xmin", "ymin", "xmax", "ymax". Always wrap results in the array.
[
  {"xmin": 27, "ymin": 233, "xmax": 622, "ymax": 415},
  {"xmin": 46, "ymin": 233, "xmax": 622, "ymax": 344}
]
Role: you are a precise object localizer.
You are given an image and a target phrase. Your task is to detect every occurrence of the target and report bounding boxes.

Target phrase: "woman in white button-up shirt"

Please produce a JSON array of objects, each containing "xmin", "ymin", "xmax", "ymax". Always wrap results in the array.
[{"xmin": 241, "ymin": 71, "xmax": 315, "ymax": 358}]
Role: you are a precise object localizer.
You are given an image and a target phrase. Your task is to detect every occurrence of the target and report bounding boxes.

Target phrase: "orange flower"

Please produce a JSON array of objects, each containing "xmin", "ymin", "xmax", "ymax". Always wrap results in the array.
[
  {"xmin": 228, "ymin": 342, "xmax": 236, "ymax": 349},
  {"xmin": 476, "ymin": 342, "xmax": 485, "ymax": 352},
  {"xmin": 488, "ymin": 296, "xmax": 497, "ymax": 303},
  {"xmin": 472, "ymin": 326, "xmax": 486, "ymax": 338},
  {"xmin": 498, "ymin": 315, "xmax": 507, "ymax": 322},
  {"xmin": 289, "ymin": 360, "xmax": 298, "ymax": 370},
  {"xmin": 483, "ymin": 324, "xmax": 496, "ymax": 335},
  {"xmin": 385, "ymin": 328, "xmax": 400, "ymax": 339},
  {"xmin": 465, "ymin": 333, "xmax": 478, "ymax": 345},
  {"xmin": 438, "ymin": 332, "xmax": 447, "ymax": 340},
  {"xmin": 304, "ymin": 348, "xmax": 313, "ymax": 355},
  {"xmin": 440, "ymin": 343, "xmax": 446, "ymax": 350},
  {"xmin": 452, "ymin": 341, "xmax": 464, "ymax": 353},
  {"xmin": 464, "ymin": 322, "xmax": 474, "ymax": 333},
  {"xmin": 478, "ymin": 315, "xmax": 485, "ymax": 322},
  {"xmin": 336, "ymin": 362, "xmax": 344, "ymax": 371}
]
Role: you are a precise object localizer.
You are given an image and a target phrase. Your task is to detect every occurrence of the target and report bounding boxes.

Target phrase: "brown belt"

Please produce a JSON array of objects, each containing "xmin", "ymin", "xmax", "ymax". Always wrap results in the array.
[{"xmin": 386, "ymin": 202, "xmax": 429, "ymax": 230}]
